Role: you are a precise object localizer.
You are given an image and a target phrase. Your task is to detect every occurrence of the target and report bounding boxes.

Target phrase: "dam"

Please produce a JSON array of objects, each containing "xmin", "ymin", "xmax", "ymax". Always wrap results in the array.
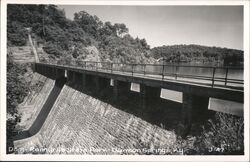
[{"xmin": 12, "ymin": 61, "xmax": 244, "ymax": 154}]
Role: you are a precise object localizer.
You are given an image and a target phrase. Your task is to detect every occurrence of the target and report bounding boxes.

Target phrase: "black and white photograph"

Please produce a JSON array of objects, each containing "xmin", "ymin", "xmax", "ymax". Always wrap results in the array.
[{"xmin": 1, "ymin": 0, "xmax": 249, "ymax": 161}]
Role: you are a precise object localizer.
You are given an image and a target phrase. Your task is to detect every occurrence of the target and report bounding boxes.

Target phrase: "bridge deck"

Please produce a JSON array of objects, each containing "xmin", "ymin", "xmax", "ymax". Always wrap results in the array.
[
  {"xmin": 42, "ymin": 62, "xmax": 243, "ymax": 90},
  {"xmin": 35, "ymin": 62, "xmax": 244, "ymax": 102}
]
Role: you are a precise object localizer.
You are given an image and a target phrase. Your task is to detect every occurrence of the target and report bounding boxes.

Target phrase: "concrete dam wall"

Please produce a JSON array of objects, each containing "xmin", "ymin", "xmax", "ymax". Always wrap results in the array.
[{"xmin": 13, "ymin": 73, "xmax": 186, "ymax": 154}]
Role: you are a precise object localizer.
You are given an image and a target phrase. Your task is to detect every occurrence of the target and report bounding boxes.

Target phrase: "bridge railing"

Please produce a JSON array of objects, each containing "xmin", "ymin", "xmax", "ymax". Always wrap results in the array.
[{"xmin": 44, "ymin": 60, "xmax": 243, "ymax": 89}]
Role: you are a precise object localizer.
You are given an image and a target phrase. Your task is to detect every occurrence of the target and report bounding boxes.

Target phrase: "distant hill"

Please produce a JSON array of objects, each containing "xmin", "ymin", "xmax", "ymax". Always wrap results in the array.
[{"xmin": 151, "ymin": 44, "xmax": 243, "ymax": 66}]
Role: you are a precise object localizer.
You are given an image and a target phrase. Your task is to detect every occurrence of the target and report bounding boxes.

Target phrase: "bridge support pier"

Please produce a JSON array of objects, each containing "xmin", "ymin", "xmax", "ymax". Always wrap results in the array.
[
  {"xmin": 67, "ymin": 71, "xmax": 74, "ymax": 84},
  {"xmin": 113, "ymin": 80, "xmax": 119, "ymax": 101},
  {"xmin": 72, "ymin": 71, "xmax": 76, "ymax": 83},
  {"xmin": 180, "ymin": 93, "xmax": 193, "ymax": 137},
  {"xmin": 49, "ymin": 67, "xmax": 53, "ymax": 78},
  {"xmin": 52, "ymin": 67, "xmax": 56, "ymax": 79},
  {"xmin": 180, "ymin": 92, "xmax": 209, "ymax": 137},
  {"xmin": 82, "ymin": 74, "xmax": 86, "ymax": 89},
  {"xmin": 94, "ymin": 76, "xmax": 100, "ymax": 94},
  {"xmin": 182, "ymin": 93, "xmax": 193, "ymax": 125},
  {"xmin": 55, "ymin": 69, "xmax": 65, "ymax": 80},
  {"xmin": 40, "ymin": 65, "xmax": 44, "ymax": 75},
  {"xmin": 140, "ymin": 84, "xmax": 147, "ymax": 110},
  {"xmin": 74, "ymin": 72, "xmax": 82, "ymax": 86}
]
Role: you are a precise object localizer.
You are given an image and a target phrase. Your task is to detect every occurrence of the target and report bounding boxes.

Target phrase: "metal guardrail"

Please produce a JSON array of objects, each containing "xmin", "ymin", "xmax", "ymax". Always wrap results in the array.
[{"xmin": 37, "ymin": 61, "xmax": 244, "ymax": 89}]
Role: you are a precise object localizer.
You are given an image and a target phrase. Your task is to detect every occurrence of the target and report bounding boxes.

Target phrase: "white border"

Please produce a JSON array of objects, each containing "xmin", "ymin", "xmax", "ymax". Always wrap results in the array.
[{"xmin": 1, "ymin": 0, "xmax": 249, "ymax": 161}]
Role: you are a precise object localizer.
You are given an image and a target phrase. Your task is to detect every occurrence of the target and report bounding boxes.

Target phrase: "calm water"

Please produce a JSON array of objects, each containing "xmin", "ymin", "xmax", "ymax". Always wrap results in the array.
[
  {"xmin": 95, "ymin": 62, "xmax": 243, "ymax": 83},
  {"xmin": 143, "ymin": 63, "xmax": 243, "ymax": 81}
]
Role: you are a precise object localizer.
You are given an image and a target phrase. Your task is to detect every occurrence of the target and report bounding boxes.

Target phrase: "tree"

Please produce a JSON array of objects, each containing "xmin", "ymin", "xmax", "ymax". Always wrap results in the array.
[
  {"xmin": 74, "ymin": 11, "xmax": 102, "ymax": 38},
  {"xmin": 114, "ymin": 23, "xmax": 128, "ymax": 37},
  {"xmin": 140, "ymin": 38, "xmax": 150, "ymax": 49},
  {"xmin": 101, "ymin": 21, "xmax": 116, "ymax": 36}
]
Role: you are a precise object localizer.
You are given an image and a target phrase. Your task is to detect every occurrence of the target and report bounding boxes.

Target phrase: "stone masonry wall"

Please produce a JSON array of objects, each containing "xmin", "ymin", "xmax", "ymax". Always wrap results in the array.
[{"xmin": 14, "ymin": 84, "xmax": 178, "ymax": 155}]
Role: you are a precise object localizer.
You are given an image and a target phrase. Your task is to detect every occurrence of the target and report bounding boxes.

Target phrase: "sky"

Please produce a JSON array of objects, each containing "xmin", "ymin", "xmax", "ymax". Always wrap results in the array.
[{"xmin": 59, "ymin": 5, "xmax": 243, "ymax": 50}]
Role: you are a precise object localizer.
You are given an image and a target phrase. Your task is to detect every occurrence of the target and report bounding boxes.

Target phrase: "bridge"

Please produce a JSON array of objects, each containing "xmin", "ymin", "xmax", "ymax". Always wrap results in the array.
[{"xmin": 34, "ymin": 61, "xmax": 243, "ymax": 132}]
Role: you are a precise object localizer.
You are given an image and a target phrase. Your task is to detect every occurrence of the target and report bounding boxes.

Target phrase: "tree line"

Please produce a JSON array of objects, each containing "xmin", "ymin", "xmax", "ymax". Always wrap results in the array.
[{"xmin": 151, "ymin": 45, "xmax": 243, "ymax": 66}]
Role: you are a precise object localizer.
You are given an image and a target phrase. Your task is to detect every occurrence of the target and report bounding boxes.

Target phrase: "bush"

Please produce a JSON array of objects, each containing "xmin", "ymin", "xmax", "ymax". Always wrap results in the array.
[
  {"xmin": 193, "ymin": 112, "xmax": 244, "ymax": 154},
  {"xmin": 7, "ymin": 21, "xmax": 28, "ymax": 46},
  {"xmin": 43, "ymin": 42, "xmax": 63, "ymax": 57},
  {"xmin": 7, "ymin": 51, "xmax": 29, "ymax": 153}
]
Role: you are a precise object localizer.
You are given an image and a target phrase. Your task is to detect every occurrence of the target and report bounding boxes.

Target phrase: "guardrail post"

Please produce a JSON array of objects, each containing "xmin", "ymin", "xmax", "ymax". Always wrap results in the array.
[
  {"xmin": 140, "ymin": 84, "xmax": 146, "ymax": 109},
  {"xmin": 162, "ymin": 64, "xmax": 165, "ymax": 80},
  {"xmin": 113, "ymin": 80, "xmax": 118, "ymax": 101},
  {"xmin": 132, "ymin": 64, "xmax": 134, "ymax": 76},
  {"xmin": 111, "ymin": 63, "xmax": 113, "ymax": 73},
  {"xmin": 212, "ymin": 67, "xmax": 216, "ymax": 87},
  {"xmin": 143, "ymin": 64, "xmax": 146, "ymax": 76},
  {"xmin": 175, "ymin": 66, "xmax": 178, "ymax": 80},
  {"xmin": 225, "ymin": 68, "xmax": 228, "ymax": 86},
  {"xmin": 121, "ymin": 64, "xmax": 124, "ymax": 73}
]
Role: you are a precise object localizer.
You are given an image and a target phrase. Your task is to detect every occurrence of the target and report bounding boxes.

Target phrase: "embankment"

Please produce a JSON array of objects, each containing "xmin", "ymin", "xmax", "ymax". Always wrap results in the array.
[
  {"xmin": 16, "ymin": 73, "xmax": 55, "ymax": 131},
  {"xmin": 14, "ymin": 76, "xmax": 181, "ymax": 154}
]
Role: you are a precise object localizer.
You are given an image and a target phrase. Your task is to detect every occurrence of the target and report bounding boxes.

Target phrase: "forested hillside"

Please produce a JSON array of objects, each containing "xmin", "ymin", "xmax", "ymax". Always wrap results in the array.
[
  {"xmin": 151, "ymin": 45, "xmax": 243, "ymax": 66},
  {"xmin": 7, "ymin": 5, "xmax": 153, "ymax": 64}
]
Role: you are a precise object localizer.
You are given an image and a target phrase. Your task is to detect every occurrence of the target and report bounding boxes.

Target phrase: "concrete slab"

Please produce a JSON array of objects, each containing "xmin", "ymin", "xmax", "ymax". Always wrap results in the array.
[
  {"xmin": 208, "ymin": 97, "xmax": 243, "ymax": 116},
  {"xmin": 64, "ymin": 70, "xmax": 67, "ymax": 78},
  {"xmin": 160, "ymin": 88, "xmax": 183, "ymax": 103},
  {"xmin": 130, "ymin": 82, "xmax": 140, "ymax": 92},
  {"xmin": 110, "ymin": 78, "xmax": 114, "ymax": 86}
]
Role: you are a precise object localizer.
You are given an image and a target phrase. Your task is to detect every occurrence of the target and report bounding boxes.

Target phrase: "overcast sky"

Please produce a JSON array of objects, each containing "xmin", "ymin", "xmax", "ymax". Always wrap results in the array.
[{"xmin": 59, "ymin": 5, "xmax": 243, "ymax": 50}]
